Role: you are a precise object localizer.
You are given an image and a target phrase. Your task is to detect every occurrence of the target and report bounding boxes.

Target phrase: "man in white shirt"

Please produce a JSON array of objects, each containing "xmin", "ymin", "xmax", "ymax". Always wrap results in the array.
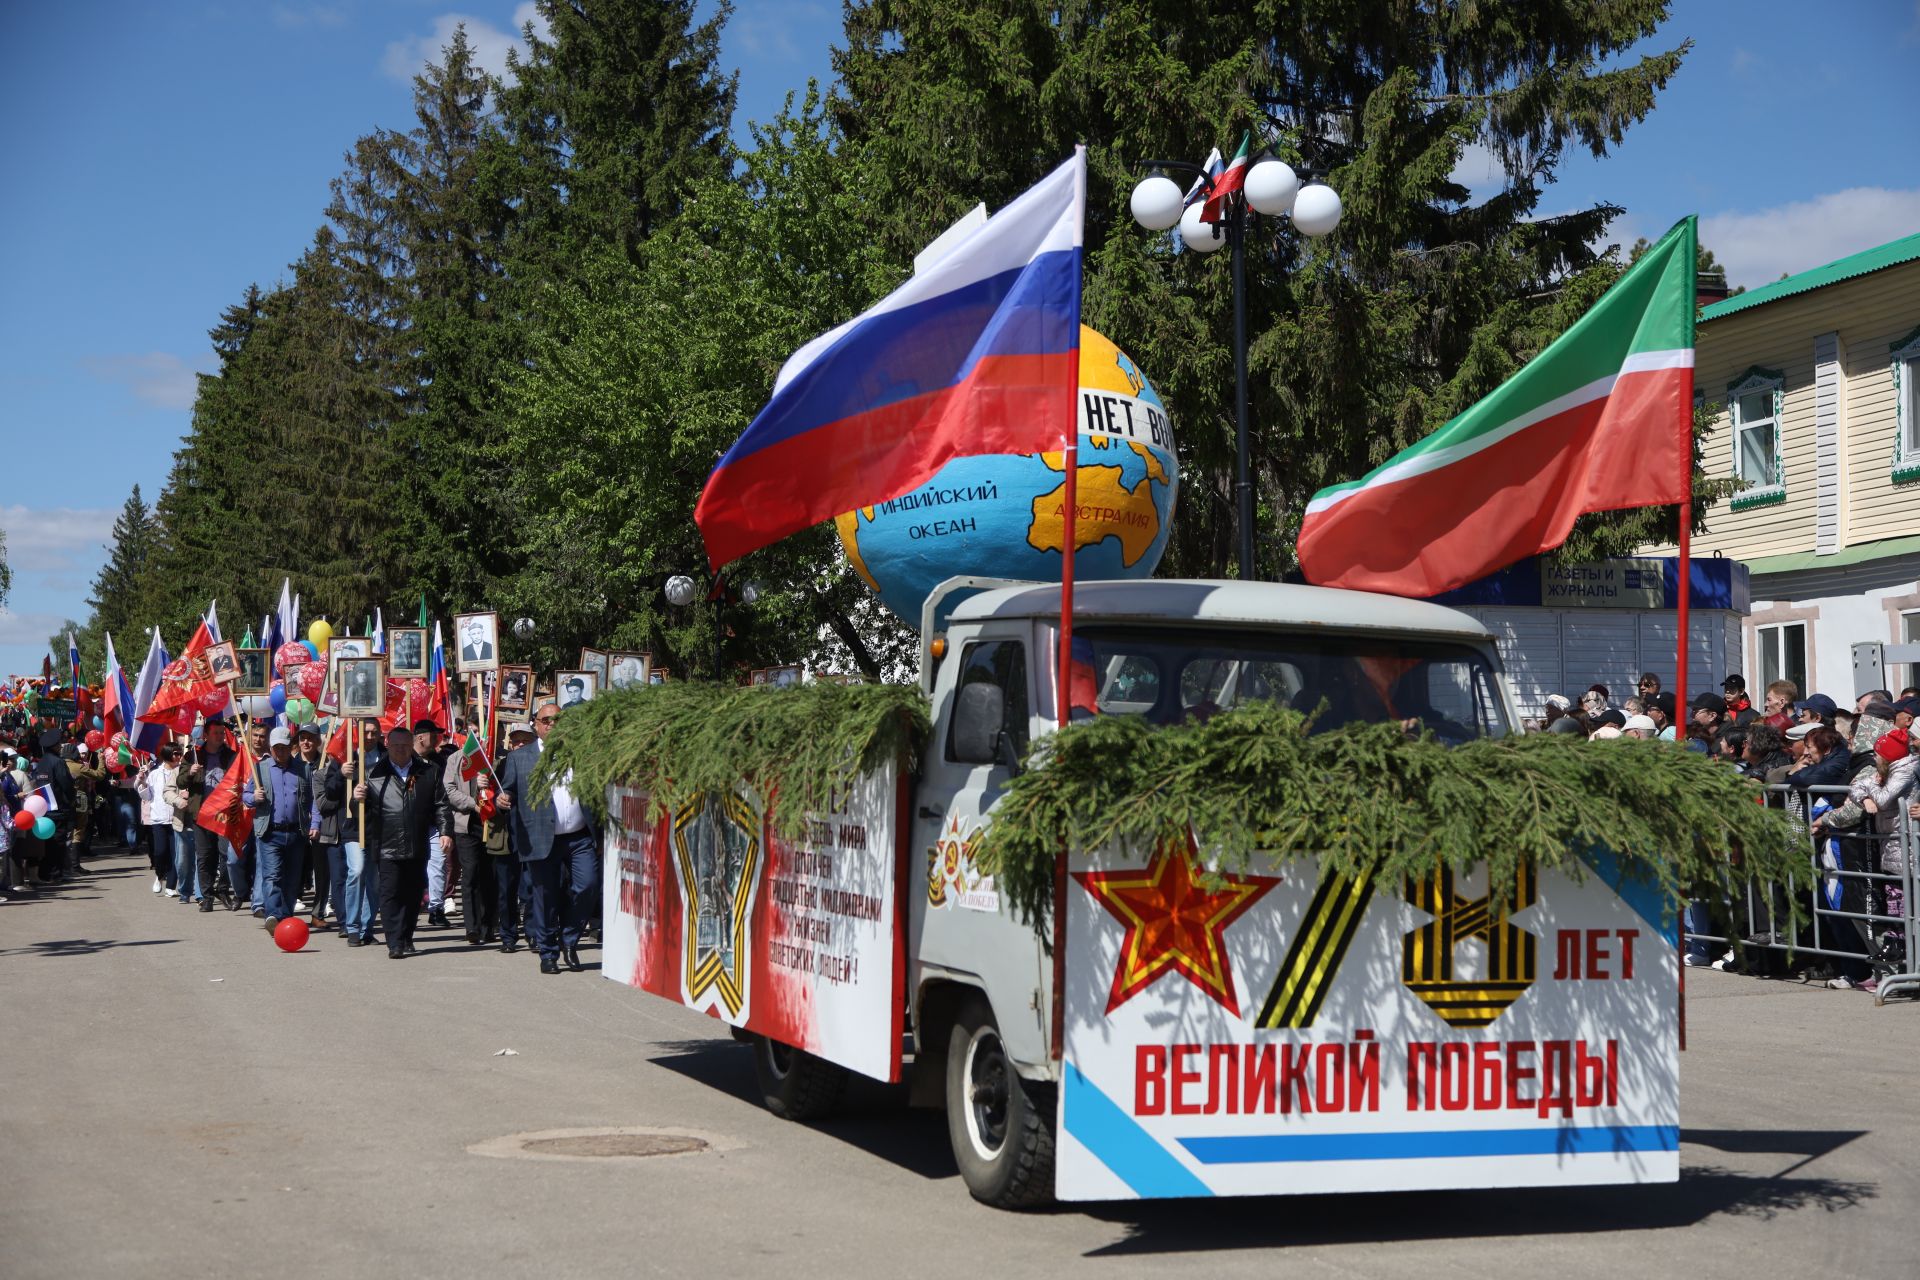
[{"xmin": 495, "ymin": 701, "xmax": 601, "ymax": 974}]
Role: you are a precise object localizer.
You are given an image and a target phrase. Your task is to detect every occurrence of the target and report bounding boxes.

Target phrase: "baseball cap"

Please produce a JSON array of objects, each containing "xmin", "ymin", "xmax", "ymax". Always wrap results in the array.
[
  {"xmin": 1690, "ymin": 692, "xmax": 1726, "ymax": 714},
  {"xmin": 1785, "ymin": 722, "xmax": 1819, "ymax": 741},
  {"xmin": 1622, "ymin": 714, "xmax": 1658, "ymax": 736},
  {"xmin": 1796, "ymin": 693, "xmax": 1838, "ymax": 718},
  {"xmin": 412, "ymin": 718, "xmax": 439, "ymax": 736},
  {"xmin": 268, "ymin": 726, "xmax": 293, "ymax": 747},
  {"xmin": 296, "ymin": 723, "xmax": 323, "ymax": 740},
  {"xmin": 1721, "ymin": 673, "xmax": 1746, "ymax": 692},
  {"xmin": 1598, "ymin": 708, "xmax": 1627, "ymax": 728},
  {"xmin": 1544, "ymin": 694, "xmax": 1573, "ymax": 713},
  {"xmin": 1861, "ymin": 699, "xmax": 1897, "ymax": 721},
  {"xmin": 1653, "ymin": 692, "xmax": 1676, "ymax": 719},
  {"xmin": 505, "ymin": 721, "xmax": 534, "ymax": 739}
]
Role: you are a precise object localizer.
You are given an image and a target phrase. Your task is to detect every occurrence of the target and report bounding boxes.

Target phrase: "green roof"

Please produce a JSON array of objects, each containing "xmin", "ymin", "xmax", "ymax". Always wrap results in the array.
[
  {"xmin": 1741, "ymin": 532, "xmax": 1920, "ymax": 577},
  {"xmin": 1701, "ymin": 230, "xmax": 1920, "ymax": 323}
]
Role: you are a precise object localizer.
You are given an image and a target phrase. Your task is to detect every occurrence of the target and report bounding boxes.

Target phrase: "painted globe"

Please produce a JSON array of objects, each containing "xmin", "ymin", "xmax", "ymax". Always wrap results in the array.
[{"xmin": 836, "ymin": 326, "xmax": 1179, "ymax": 626}]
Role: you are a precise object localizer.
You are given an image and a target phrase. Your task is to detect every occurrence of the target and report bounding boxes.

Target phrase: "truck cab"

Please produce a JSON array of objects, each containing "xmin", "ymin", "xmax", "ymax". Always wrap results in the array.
[{"xmin": 904, "ymin": 577, "xmax": 1518, "ymax": 1205}]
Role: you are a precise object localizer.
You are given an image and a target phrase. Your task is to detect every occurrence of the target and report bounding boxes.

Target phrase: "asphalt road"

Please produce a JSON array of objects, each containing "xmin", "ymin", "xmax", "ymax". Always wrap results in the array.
[{"xmin": 4, "ymin": 841, "xmax": 1916, "ymax": 1280}]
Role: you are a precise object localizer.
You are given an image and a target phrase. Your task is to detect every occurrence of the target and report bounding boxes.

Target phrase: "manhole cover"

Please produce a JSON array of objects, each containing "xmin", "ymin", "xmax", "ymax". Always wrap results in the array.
[
  {"xmin": 468, "ymin": 1126, "xmax": 737, "ymax": 1164},
  {"xmin": 522, "ymin": 1133, "xmax": 707, "ymax": 1158}
]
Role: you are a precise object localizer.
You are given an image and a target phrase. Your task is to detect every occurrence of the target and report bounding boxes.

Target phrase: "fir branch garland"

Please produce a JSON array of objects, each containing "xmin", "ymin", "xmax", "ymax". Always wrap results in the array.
[
  {"xmin": 971, "ymin": 703, "xmax": 1809, "ymax": 927},
  {"xmin": 534, "ymin": 681, "xmax": 931, "ymax": 837}
]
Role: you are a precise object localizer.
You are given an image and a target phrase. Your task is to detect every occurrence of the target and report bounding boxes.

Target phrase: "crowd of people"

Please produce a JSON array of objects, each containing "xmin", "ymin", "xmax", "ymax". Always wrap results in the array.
[
  {"xmin": 1534, "ymin": 671, "xmax": 1920, "ymax": 994},
  {"xmin": 0, "ymin": 701, "xmax": 603, "ymax": 975}
]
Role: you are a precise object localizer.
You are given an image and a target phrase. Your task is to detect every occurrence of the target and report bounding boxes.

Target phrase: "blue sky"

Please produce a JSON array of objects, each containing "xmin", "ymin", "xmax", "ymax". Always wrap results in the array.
[{"xmin": 2, "ymin": 0, "xmax": 1916, "ymax": 679}]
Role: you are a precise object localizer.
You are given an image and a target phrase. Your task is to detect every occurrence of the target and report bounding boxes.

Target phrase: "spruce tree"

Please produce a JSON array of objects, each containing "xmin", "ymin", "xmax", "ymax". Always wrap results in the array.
[{"xmin": 85, "ymin": 486, "xmax": 159, "ymax": 650}]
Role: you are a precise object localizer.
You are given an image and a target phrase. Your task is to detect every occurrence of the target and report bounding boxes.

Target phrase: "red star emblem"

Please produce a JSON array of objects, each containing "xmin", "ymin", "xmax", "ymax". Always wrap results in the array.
[{"xmin": 1073, "ymin": 841, "xmax": 1279, "ymax": 1017}]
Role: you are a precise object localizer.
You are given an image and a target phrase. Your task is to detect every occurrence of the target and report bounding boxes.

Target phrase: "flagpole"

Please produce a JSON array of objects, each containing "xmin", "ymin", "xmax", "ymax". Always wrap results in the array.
[
  {"xmin": 1672, "ymin": 216, "xmax": 1698, "ymax": 1055},
  {"xmin": 1049, "ymin": 144, "xmax": 1087, "ymax": 1067}
]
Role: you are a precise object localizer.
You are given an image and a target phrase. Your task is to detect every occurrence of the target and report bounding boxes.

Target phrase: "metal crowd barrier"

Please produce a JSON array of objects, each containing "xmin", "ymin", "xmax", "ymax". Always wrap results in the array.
[{"xmin": 1683, "ymin": 782, "xmax": 1919, "ymax": 1007}]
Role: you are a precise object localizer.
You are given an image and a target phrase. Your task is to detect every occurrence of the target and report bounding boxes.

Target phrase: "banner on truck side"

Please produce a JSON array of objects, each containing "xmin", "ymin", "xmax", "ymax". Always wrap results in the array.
[
  {"xmin": 601, "ymin": 767, "xmax": 906, "ymax": 1083},
  {"xmin": 1057, "ymin": 846, "xmax": 1678, "ymax": 1199}
]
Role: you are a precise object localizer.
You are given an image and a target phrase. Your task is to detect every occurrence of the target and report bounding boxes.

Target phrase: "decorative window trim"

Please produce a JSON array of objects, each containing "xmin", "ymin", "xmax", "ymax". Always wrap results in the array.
[
  {"xmin": 1891, "ymin": 324, "xmax": 1920, "ymax": 485},
  {"xmin": 1726, "ymin": 365, "xmax": 1785, "ymax": 509}
]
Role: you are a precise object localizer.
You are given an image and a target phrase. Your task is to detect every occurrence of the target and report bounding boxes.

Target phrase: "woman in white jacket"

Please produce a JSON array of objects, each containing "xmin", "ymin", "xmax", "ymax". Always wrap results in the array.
[{"xmin": 140, "ymin": 746, "xmax": 181, "ymax": 897}]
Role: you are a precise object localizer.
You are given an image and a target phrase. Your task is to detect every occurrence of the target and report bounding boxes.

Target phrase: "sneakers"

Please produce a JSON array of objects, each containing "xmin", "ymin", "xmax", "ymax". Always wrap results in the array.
[
  {"xmin": 1683, "ymin": 954, "xmax": 1707, "ymax": 967},
  {"xmin": 1861, "ymin": 977, "xmax": 1880, "ymax": 993},
  {"xmin": 1826, "ymin": 975, "xmax": 1860, "ymax": 990},
  {"xmin": 163, "ymin": 887, "xmax": 179, "ymax": 899},
  {"xmin": 1711, "ymin": 949, "xmax": 1738, "ymax": 971},
  {"xmin": 151, "ymin": 877, "xmax": 162, "ymax": 894}
]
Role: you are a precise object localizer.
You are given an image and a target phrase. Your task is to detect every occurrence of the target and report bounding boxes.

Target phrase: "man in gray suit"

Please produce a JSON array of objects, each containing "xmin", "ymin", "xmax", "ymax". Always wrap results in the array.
[
  {"xmin": 496, "ymin": 700, "xmax": 601, "ymax": 974},
  {"xmin": 242, "ymin": 726, "xmax": 311, "ymax": 931}
]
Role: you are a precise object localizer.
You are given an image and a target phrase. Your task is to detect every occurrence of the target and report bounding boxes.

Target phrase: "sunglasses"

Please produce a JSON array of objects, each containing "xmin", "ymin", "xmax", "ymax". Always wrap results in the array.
[{"xmin": 534, "ymin": 714, "xmax": 558, "ymax": 725}]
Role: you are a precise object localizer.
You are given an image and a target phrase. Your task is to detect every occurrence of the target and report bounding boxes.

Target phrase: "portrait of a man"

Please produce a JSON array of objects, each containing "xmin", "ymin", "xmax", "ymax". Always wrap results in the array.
[
  {"xmin": 388, "ymin": 627, "xmax": 428, "ymax": 679},
  {"xmin": 235, "ymin": 648, "xmax": 270, "ymax": 695},
  {"xmin": 206, "ymin": 641, "xmax": 240, "ymax": 684},
  {"xmin": 455, "ymin": 612, "xmax": 499, "ymax": 673},
  {"xmin": 608, "ymin": 651, "xmax": 648, "ymax": 690},
  {"xmin": 340, "ymin": 658, "xmax": 387, "ymax": 717},
  {"xmin": 556, "ymin": 670, "xmax": 597, "ymax": 708}
]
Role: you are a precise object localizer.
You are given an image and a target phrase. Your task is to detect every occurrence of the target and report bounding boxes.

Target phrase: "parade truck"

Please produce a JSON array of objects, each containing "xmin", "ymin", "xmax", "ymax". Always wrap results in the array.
[{"xmin": 596, "ymin": 577, "xmax": 1680, "ymax": 1209}]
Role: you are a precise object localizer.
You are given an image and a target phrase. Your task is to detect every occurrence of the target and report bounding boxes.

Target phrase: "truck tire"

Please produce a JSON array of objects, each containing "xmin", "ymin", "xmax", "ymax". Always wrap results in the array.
[
  {"xmin": 750, "ymin": 1034, "xmax": 847, "ymax": 1122},
  {"xmin": 944, "ymin": 997, "xmax": 1055, "ymax": 1209}
]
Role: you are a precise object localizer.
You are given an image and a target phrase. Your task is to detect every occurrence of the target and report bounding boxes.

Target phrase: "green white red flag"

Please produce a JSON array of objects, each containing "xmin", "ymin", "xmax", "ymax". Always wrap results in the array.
[
  {"xmin": 1201, "ymin": 133, "xmax": 1251, "ymax": 222},
  {"xmin": 1298, "ymin": 216, "xmax": 1698, "ymax": 597},
  {"xmin": 459, "ymin": 727, "xmax": 492, "ymax": 781}
]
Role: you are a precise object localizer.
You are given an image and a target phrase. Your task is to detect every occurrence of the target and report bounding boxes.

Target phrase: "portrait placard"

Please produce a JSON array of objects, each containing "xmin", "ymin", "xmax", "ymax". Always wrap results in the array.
[
  {"xmin": 234, "ymin": 647, "xmax": 271, "ymax": 695},
  {"xmin": 496, "ymin": 664, "xmax": 533, "ymax": 711},
  {"xmin": 606, "ymin": 650, "xmax": 650, "ymax": 691},
  {"xmin": 578, "ymin": 647, "xmax": 609, "ymax": 681},
  {"xmin": 339, "ymin": 657, "xmax": 388, "ymax": 718},
  {"xmin": 455, "ymin": 612, "xmax": 499, "ymax": 673},
  {"xmin": 205, "ymin": 640, "xmax": 241, "ymax": 686},
  {"xmin": 555, "ymin": 669, "xmax": 598, "ymax": 709},
  {"xmin": 387, "ymin": 626, "xmax": 429, "ymax": 679}
]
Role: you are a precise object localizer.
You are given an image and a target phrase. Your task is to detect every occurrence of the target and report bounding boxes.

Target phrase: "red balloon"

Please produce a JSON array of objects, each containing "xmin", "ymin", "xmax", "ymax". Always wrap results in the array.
[
  {"xmin": 297, "ymin": 661, "xmax": 327, "ymax": 702},
  {"xmin": 110, "ymin": 730, "xmax": 128, "ymax": 750},
  {"xmin": 272, "ymin": 918, "xmax": 310, "ymax": 952},
  {"xmin": 197, "ymin": 687, "xmax": 230, "ymax": 717},
  {"xmin": 275, "ymin": 642, "xmax": 312, "ymax": 677},
  {"xmin": 10, "ymin": 810, "xmax": 33, "ymax": 832},
  {"xmin": 171, "ymin": 705, "xmax": 199, "ymax": 733},
  {"xmin": 84, "ymin": 730, "xmax": 106, "ymax": 751}
]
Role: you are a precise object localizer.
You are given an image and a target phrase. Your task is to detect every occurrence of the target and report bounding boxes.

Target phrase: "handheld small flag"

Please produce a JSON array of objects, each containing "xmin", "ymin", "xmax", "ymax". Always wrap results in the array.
[{"xmin": 1201, "ymin": 133, "xmax": 1251, "ymax": 223}]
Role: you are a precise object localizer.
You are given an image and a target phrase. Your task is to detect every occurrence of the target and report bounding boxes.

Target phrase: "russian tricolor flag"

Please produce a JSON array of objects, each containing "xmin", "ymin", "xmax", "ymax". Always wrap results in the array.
[{"xmin": 695, "ymin": 150, "xmax": 1086, "ymax": 571}]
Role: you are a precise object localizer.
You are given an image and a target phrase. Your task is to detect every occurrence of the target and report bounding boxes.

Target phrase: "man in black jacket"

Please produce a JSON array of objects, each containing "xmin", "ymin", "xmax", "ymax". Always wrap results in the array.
[
  {"xmin": 33, "ymin": 730, "xmax": 78, "ymax": 883},
  {"xmin": 354, "ymin": 721, "xmax": 453, "ymax": 958}
]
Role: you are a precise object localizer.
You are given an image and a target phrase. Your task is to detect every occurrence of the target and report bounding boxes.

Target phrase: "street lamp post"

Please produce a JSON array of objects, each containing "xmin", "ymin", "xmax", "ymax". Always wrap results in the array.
[{"xmin": 1130, "ymin": 153, "xmax": 1343, "ymax": 580}]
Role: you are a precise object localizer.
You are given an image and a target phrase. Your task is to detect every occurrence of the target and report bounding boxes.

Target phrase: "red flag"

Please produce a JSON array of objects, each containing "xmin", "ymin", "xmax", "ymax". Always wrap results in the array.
[
  {"xmin": 427, "ymin": 662, "xmax": 451, "ymax": 733},
  {"xmin": 195, "ymin": 744, "xmax": 255, "ymax": 857},
  {"xmin": 1201, "ymin": 133, "xmax": 1251, "ymax": 223},
  {"xmin": 139, "ymin": 621, "xmax": 219, "ymax": 725},
  {"xmin": 325, "ymin": 717, "xmax": 350, "ymax": 765}
]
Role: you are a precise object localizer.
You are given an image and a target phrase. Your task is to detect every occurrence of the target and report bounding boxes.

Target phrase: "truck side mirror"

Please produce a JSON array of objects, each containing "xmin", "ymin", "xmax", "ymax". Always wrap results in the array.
[{"xmin": 952, "ymin": 682, "xmax": 1005, "ymax": 765}]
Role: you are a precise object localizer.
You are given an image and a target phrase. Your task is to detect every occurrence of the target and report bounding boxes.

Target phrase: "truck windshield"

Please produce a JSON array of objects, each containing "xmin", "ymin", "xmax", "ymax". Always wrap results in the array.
[{"xmin": 1073, "ymin": 627, "xmax": 1510, "ymax": 741}]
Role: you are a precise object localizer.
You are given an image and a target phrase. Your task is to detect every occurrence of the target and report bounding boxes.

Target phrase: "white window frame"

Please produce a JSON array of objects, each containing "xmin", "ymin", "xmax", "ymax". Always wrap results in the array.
[
  {"xmin": 1902, "ymin": 609, "xmax": 1920, "ymax": 694},
  {"xmin": 1727, "ymin": 366, "xmax": 1785, "ymax": 510},
  {"xmin": 1893, "ymin": 326, "xmax": 1920, "ymax": 484},
  {"xmin": 1754, "ymin": 620, "xmax": 1807, "ymax": 698}
]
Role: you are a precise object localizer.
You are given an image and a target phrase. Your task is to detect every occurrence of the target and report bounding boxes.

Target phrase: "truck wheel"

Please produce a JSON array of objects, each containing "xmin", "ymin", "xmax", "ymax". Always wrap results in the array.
[
  {"xmin": 944, "ymin": 997, "xmax": 1055, "ymax": 1208},
  {"xmin": 750, "ymin": 1034, "xmax": 847, "ymax": 1121}
]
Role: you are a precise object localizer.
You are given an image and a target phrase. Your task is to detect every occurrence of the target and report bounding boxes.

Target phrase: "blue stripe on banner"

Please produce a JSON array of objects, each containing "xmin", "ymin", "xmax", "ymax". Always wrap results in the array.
[
  {"xmin": 716, "ymin": 248, "xmax": 1080, "ymax": 467},
  {"xmin": 1062, "ymin": 1062, "xmax": 1213, "ymax": 1198},
  {"xmin": 1179, "ymin": 1124, "xmax": 1679, "ymax": 1164}
]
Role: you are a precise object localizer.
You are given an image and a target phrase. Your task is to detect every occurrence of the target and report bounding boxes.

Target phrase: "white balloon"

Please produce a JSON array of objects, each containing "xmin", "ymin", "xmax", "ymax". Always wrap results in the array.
[
  {"xmin": 1179, "ymin": 201, "xmax": 1228, "ymax": 254},
  {"xmin": 1129, "ymin": 174, "xmax": 1185, "ymax": 231},
  {"xmin": 1244, "ymin": 159, "xmax": 1299, "ymax": 216},
  {"xmin": 24, "ymin": 795, "xmax": 48, "ymax": 818},
  {"xmin": 1292, "ymin": 184, "xmax": 1344, "ymax": 237}
]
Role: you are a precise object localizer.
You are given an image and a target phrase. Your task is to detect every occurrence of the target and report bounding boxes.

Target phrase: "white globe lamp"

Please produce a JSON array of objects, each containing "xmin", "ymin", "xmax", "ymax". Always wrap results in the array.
[
  {"xmin": 1129, "ymin": 173, "xmax": 1185, "ymax": 231},
  {"xmin": 1244, "ymin": 159, "xmax": 1299, "ymax": 216},
  {"xmin": 664, "ymin": 575, "xmax": 698, "ymax": 608},
  {"xmin": 1179, "ymin": 201, "xmax": 1228, "ymax": 253},
  {"xmin": 1291, "ymin": 183, "xmax": 1344, "ymax": 237}
]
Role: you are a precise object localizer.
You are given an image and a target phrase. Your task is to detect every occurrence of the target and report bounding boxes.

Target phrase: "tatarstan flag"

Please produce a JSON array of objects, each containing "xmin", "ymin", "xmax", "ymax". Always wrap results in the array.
[
  {"xmin": 1201, "ymin": 133, "xmax": 1250, "ymax": 223},
  {"xmin": 1298, "ymin": 216, "xmax": 1698, "ymax": 597}
]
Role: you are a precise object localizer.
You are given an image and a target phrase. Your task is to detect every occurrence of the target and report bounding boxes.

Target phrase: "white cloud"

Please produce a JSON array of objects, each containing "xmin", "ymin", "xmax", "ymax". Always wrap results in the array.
[
  {"xmin": 383, "ymin": 4, "xmax": 549, "ymax": 83},
  {"xmin": 0, "ymin": 609, "xmax": 71, "ymax": 647},
  {"xmin": 1448, "ymin": 141, "xmax": 1503, "ymax": 204},
  {"xmin": 1701, "ymin": 187, "xmax": 1920, "ymax": 290},
  {"xmin": 0, "ymin": 505, "xmax": 118, "ymax": 576},
  {"xmin": 735, "ymin": 2, "xmax": 830, "ymax": 62},
  {"xmin": 80, "ymin": 352, "xmax": 205, "ymax": 411}
]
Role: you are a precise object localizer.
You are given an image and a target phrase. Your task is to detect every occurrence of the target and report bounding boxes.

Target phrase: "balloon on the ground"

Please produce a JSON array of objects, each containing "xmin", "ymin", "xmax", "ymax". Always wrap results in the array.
[
  {"xmin": 32, "ymin": 816, "xmax": 54, "ymax": 840},
  {"xmin": 834, "ymin": 326, "xmax": 1179, "ymax": 628},
  {"xmin": 272, "ymin": 918, "xmax": 310, "ymax": 952},
  {"xmin": 24, "ymin": 795, "xmax": 48, "ymax": 818}
]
